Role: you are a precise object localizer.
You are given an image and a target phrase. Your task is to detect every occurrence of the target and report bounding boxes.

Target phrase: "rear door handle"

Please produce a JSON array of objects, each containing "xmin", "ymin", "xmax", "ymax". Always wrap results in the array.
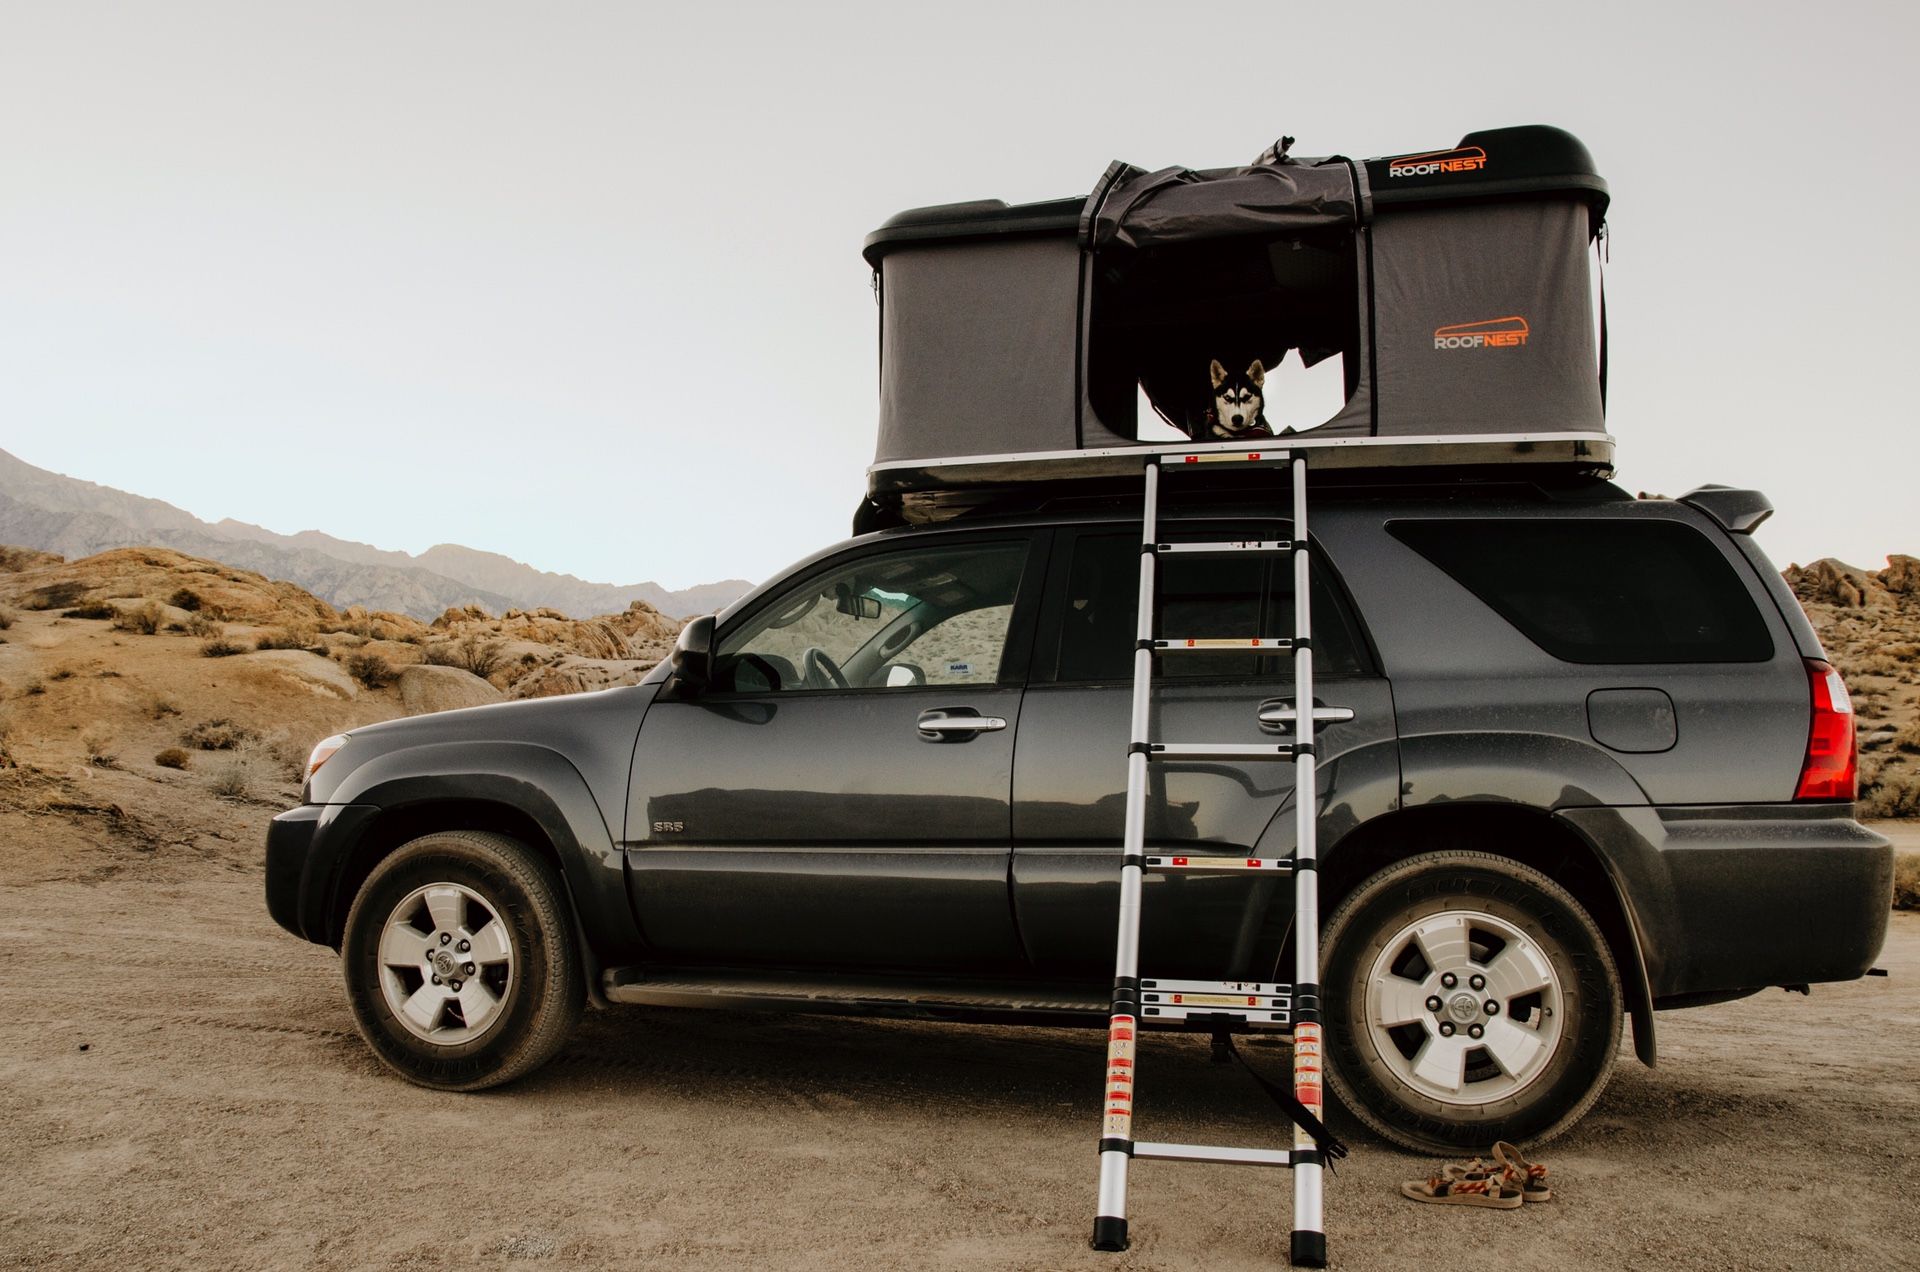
[
  {"xmin": 917, "ymin": 708, "xmax": 1007, "ymax": 740},
  {"xmin": 1258, "ymin": 702, "xmax": 1356, "ymax": 732}
]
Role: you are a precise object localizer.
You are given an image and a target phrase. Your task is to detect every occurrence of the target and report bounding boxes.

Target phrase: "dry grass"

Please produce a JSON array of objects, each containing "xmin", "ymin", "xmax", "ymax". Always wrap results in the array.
[
  {"xmin": 0, "ymin": 605, "xmax": 15, "ymax": 631},
  {"xmin": 255, "ymin": 626, "xmax": 316, "ymax": 652},
  {"xmin": 182, "ymin": 613, "xmax": 223, "ymax": 638},
  {"xmin": 167, "ymin": 587, "xmax": 202, "ymax": 612},
  {"xmin": 1893, "ymin": 719, "xmax": 1920, "ymax": 755},
  {"xmin": 207, "ymin": 759, "xmax": 251, "ymax": 800},
  {"xmin": 1861, "ymin": 774, "xmax": 1920, "ymax": 819},
  {"xmin": 61, "ymin": 600, "xmax": 116, "ymax": 621},
  {"xmin": 19, "ymin": 675, "xmax": 45, "ymax": 697},
  {"xmin": 81, "ymin": 725, "xmax": 118, "ymax": 769},
  {"xmin": 345, "ymin": 651, "xmax": 397, "ymax": 689},
  {"xmin": 153, "ymin": 747, "xmax": 191, "ymax": 771},
  {"xmin": 146, "ymin": 694, "xmax": 182, "ymax": 720},
  {"xmin": 199, "ymin": 636, "xmax": 247, "ymax": 658},
  {"xmin": 180, "ymin": 718, "xmax": 258, "ymax": 751},
  {"xmin": 425, "ymin": 635, "xmax": 505, "ymax": 679},
  {"xmin": 27, "ymin": 581, "xmax": 86, "ymax": 611},
  {"xmin": 1895, "ymin": 854, "xmax": 1920, "ymax": 912},
  {"xmin": 0, "ymin": 707, "xmax": 14, "ymax": 768},
  {"xmin": 111, "ymin": 601, "xmax": 164, "ymax": 635}
]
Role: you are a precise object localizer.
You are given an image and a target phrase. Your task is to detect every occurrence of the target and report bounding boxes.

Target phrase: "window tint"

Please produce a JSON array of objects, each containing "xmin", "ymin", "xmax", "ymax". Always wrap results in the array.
[
  {"xmin": 716, "ymin": 541, "xmax": 1026, "ymax": 693},
  {"xmin": 1052, "ymin": 529, "xmax": 1367, "ymax": 682},
  {"xmin": 1389, "ymin": 519, "xmax": 1773, "ymax": 664}
]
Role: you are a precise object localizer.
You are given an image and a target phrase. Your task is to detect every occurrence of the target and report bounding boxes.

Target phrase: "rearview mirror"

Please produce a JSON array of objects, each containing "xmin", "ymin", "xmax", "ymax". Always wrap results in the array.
[
  {"xmin": 833, "ymin": 583, "xmax": 883, "ymax": 620},
  {"xmin": 670, "ymin": 614, "xmax": 715, "ymax": 693}
]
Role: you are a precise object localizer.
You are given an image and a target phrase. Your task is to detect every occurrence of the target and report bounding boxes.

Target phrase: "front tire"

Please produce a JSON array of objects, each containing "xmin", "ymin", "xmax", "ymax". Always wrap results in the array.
[
  {"xmin": 1322, "ymin": 850, "xmax": 1621, "ymax": 1152},
  {"xmin": 342, "ymin": 830, "xmax": 584, "ymax": 1091}
]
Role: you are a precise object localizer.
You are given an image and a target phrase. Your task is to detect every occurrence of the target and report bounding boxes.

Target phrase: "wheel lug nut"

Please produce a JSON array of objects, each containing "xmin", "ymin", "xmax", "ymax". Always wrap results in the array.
[
  {"xmin": 463, "ymin": 963, "xmax": 475, "ymax": 975},
  {"xmin": 1425, "ymin": 995, "xmax": 1442, "ymax": 1013},
  {"xmin": 440, "ymin": 933, "xmax": 452, "ymax": 945},
  {"xmin": 1438, "ymin": 1021, "xmax": 1456, "ymax": 1037},
  {"xmin": 1485, "ymin": 1001, "xmax": 1500, "ymax": 1016},
  {"xmin": 1469, "ymin": 974, "xmax": 1486, "ymax": 991},
  {"xmin": 457, "ymin": 940, "xmax": 470, "ymax": 953},
  {"xmin": 1440, "ymin": 972, "xmax": 1458, "ymax": 989},
  {"xmin": 431, "ymin": 975, "xmax": 442, "ymax": 985},
  {"xmin": 450, "ymin": 979, "xmax": 463, "ymax": 991},
  {"xmin": 1468, "ymin": 1023, "xmax": 1484, "ymax": 1039}
]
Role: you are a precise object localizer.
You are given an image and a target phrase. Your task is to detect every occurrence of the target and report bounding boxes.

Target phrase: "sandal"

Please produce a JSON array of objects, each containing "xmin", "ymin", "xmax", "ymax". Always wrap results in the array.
[
  {"xmin": 1493, "ymin": 1140, "xmax": 1552, "ymax": 1203},
  {"xmin": 1400, "ymin": 1172, "xmax": 1523, "ymax": 1208}
]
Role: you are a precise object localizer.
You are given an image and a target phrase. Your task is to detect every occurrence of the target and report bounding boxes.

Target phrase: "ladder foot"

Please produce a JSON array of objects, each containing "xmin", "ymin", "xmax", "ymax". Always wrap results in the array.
[
  {"xmin": 1290, "ymin": 1229, "xmax": 1327, "ymax": 1268},
  {"xmin": 1091, "ymin": 1216, "xmax": 1130, "ymax": 1252}
]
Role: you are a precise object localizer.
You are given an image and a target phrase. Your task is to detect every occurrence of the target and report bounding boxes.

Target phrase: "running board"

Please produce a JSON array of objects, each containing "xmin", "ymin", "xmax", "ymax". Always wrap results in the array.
[{"xmin": 602, "ymin": 967, "xmax": 1107, "ymax": 1021}]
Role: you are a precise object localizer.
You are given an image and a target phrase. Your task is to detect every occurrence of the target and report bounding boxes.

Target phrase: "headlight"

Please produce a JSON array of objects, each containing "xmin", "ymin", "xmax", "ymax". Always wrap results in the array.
[{"xmin": 305, "ymin": 734, "xmax": 349, "ymax": 782}]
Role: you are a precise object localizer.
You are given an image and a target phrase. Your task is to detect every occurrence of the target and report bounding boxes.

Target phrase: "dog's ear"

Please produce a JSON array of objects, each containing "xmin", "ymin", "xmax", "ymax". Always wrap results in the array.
[
  {"xmin": 1247, "ymin": 360, "xmax": 1265, "ymax": 389},
  {"xmin": 1209, "ymin": 358, "xmax": 1228, "ymax": 389}
]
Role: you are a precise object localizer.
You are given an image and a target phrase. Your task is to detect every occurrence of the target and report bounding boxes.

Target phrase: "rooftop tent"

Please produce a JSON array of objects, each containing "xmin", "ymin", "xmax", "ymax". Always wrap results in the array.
[{"xmin": 863, "ymin": 125, "xmax": 1613, "ymax": 496}]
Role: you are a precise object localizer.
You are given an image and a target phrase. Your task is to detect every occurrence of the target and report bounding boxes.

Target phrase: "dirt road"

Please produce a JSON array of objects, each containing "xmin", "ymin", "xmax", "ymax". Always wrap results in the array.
[{"xmin": 3, "ymin": 809, "xmax": 1916, "ymax": 1271}]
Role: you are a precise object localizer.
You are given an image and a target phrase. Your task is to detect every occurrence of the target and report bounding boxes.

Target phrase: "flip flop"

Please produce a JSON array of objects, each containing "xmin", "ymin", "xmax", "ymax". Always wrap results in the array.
[
  {"xmin": 1494, "ymin": 1140, "xmax": 1553, "ymax": 1203},
  {"xmin": 1400, "ymin": 1173, "xmax": 1523, "ymax": 1208}
]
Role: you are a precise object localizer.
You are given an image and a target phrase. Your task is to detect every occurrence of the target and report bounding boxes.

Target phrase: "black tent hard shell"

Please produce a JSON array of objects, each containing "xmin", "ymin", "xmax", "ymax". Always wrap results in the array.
[{"xmin": 863, "ymin": 125, "xmax": 1611, "ymax": 499}]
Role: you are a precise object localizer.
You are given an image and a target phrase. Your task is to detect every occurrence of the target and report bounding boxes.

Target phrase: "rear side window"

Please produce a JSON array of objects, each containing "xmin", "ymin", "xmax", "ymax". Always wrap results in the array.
[
  {"xmin": 1389, "ymin": 519, "xmax": 1773, "ymax": 664},
  {"xmin": 1051, "ymin": 528, "xmax": 1368, "ymax": 682}
]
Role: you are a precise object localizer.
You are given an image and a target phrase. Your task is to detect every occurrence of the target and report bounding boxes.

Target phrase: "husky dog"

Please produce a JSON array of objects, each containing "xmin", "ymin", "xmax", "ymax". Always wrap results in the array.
[{"xmin": 1202, "ymin": 359, "xmax": 1273, "ymax": 440}]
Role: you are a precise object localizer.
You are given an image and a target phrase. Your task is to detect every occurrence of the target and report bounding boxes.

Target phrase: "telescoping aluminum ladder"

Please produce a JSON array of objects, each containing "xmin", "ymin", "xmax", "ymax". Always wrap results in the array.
[{"xmin": 1090, "ymin": 449, "xmax": 1346, "ymax": 1269}]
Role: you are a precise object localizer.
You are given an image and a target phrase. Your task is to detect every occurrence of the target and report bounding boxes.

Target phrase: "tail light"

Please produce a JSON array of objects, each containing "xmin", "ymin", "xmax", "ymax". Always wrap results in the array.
[{"xmin": 1793, "ymin": 659, "xmax": 1856, "ymax": 802}]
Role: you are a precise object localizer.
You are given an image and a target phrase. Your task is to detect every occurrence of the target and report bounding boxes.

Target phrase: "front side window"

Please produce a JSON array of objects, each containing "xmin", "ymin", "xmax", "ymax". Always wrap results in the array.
[{"xmin": 714, "ymin": 541, "xmax": 1027, "ymax": 693}]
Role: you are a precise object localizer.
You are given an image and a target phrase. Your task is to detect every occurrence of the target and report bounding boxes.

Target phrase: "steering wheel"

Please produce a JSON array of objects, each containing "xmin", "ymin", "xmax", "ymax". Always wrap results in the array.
[{"xmin": 801, "ymin": 646, "xmax": 850, "ymax": 690}]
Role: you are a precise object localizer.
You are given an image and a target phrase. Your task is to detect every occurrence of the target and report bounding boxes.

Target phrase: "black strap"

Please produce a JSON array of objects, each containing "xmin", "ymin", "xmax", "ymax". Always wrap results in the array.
[
  {"xmin": 1597, "ymin": 221, "xmax": 1609, "ymax": 409},
  {"xmin": 1220, "ymin": 1034, "xmax": 1348, "ymax": 1167}
]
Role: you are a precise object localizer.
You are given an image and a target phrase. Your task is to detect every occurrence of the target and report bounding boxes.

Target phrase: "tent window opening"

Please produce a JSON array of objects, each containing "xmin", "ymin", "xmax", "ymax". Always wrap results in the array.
[{"xmin": 1087, "ymin": 230, "xmax": 1361, "ymax": 443}]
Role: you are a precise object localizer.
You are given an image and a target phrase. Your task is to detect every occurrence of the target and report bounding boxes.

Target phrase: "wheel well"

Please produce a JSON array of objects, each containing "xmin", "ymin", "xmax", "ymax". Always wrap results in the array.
[
  {"xmin": 328, "ymin": 800, "xmax": 565, "ymax": 948},
  {"xmin": 1323, "ymin": 803, "xmax": 1657, "ymax": 1066}
]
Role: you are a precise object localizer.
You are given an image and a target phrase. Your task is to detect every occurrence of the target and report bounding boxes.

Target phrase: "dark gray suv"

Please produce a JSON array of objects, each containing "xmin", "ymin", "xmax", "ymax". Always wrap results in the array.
[{"xmin": 266, "ymin": 474, "xmax": 1892, "ymax": 1152}]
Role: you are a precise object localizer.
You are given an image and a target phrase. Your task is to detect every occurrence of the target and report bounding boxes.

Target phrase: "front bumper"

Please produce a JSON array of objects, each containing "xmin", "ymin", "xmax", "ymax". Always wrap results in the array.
[
  {"xmin": 265, "ymin": 803, "xmax": 379, "ymax": 946},
  {"xmin": 1558, "ymin": 804, "xmax": 1893, "ymax": 1000}
]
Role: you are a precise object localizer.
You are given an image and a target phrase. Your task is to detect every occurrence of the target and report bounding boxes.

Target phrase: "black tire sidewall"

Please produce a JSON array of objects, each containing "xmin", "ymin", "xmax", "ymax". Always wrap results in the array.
[
  {"xmin": 342, "ymin": 834, "xmax": 567, "ymax": 1090},
  {"xmin": 1323, "ymin": 853, "xmax": 1620, "ymax": 1151}
]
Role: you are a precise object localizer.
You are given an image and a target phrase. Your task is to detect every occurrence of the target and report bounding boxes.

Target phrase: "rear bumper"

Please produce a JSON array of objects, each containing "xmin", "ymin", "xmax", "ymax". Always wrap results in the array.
[
  {"xmin": 265, "ymin": 803, "xmax": 380, "ymax": 946},
  {"xmin": 1556, "ymin": 804, "xmax": 1892, "ymax": 1000}
]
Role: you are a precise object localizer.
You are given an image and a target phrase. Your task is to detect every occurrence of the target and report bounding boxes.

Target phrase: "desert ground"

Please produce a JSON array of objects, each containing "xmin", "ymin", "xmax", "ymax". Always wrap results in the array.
[{"xmin": 1, "ymin": 547, "xmax": 1916, "ymax": 1270}]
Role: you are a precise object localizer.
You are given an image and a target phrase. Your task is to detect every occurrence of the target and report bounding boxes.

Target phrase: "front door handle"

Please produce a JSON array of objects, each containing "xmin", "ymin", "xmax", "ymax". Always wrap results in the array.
[
  {"xmin": 917, "ymin": 708, "xmax": 1008, "ymax": 741},
  {"xmin": 1257, "ymin": 701, "xmax": 1356, "ymax": 732}
]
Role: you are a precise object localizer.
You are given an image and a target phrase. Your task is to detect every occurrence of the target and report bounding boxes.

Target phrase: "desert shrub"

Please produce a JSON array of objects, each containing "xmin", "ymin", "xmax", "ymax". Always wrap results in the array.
[
  {"xmin": 255, "ymin": 626, "xmax": 316, "ymax": 652},
  {"xmin": 1861, "ymin": 775, "xmax": 1920, "ymax": 820},
  {"xmin": 0, "ymin": 708, "xmax": 13, "ymax": 768},
  {"xmin": 180, "ymin": 718, "xmax": 257, "ymax": 751},
  {"xmin": 200, "ymin": 636, "xmax": 246, "ymax": 658},
  {"xmin": 425, "ymin": 635, "xmax": 504, "ymax": 679},
  {"xmin": 26, "ymin": 581, "xmax": 85, "ymax": 610},
  {"xmin": 1895, "ymin": 854, "xmax": 1920, "ymax": 912},
  {"xmin": 81, "ymin": 725, "xmax": 118, "ymax": 768},
  {"xmin": 47, "ymin": 664, "xmax": 77, "ymax": 681},
  {"xmin": 346, "ymin": 651, "xmax": 397, "ymax": 689},
  {"xmin": 146, "ymin": 694, "xmax": 181, "ymax": 720},
  {"xmin": 208, "ymin": 760, "xmax": 251, "ymax": 800},
  {"xmin": 183, "ymin": 613, "xmax": 223, "ymax": 638},
  {"xmin": 19, "ymin": 675, "xmax": 44, "ymax": 697},
  {"xmin": 1894, "ymin": 720, "xmax": 1920, "ymax": 755},
  {"xmin": 153, "ymin": 747, "xmax": 191, "ymax": 770},
  {"xmin": 0, "ymin": 605, "xmax": 15, "ymax": 630},
  {"xmin": 111, "ymin": 602, "xmax": 164, "ymax": 635},
  {"xmin": 167, "ymin": 587, "xmax": 203, "ymax": 612},
  {"xmin": 61, "ymin": 600, "xmax": 116, "ymax": 621}
]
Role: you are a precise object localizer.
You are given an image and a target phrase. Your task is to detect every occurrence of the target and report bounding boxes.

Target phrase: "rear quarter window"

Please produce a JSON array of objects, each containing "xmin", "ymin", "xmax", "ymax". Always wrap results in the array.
[{"xmin": 1388, "ymin": 518, "xmax": 1773, "ymax": 664}]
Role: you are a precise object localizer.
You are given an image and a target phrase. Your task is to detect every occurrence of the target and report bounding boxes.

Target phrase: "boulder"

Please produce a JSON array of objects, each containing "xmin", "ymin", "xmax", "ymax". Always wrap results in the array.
[
  {"xmin": 398, "ymin": 664, "xmax": 504, "ymax": 715},
  {"xmin": 243, "ymin": 649, "xmax": 358, "ymax": 700}
]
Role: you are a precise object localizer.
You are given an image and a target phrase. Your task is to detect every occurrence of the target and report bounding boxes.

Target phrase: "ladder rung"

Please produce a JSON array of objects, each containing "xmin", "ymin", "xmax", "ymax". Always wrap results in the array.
[
  {"xmin": 1132, "ymin": 1142, "xmax": 1295, "ymax": 1168},
  {"xmin": 1142, "ymin": 977, "xmax": 1290, "ymax": 997},
  {"xmin": 1152, "ymin": 539, "xmax": 1292, "ymax": 556},
  {"xmin": 1139, "ymin": 978, "xmax": 1291, "ymax": 1024},
  {"xmin": 1153, "ymin": 637, "xmax": 1293, "ymax": 652},
  {"xmin": 1145, "ymin": 742, "xmax": 1300, "ymax": 762},
  {"xmin": 1144, "ymin": 854, "xmax": 1290, "ymax": 873},
  {"xmin": 1162, "ymin": 450, "xmax": 1294, "ymax": 468}
]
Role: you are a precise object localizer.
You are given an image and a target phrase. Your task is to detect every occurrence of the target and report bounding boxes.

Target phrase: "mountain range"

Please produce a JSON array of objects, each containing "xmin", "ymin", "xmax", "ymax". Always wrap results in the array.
[{"xmin": 0, "ymin": 447, "xmax": 749, "ymax": 620}]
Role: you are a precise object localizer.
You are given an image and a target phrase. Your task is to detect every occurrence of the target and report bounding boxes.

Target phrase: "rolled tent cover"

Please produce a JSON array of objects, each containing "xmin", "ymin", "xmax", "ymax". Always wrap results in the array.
[{"xmin": 1081, "ymin": 158, "xmax": 1367, "ymax": 251}]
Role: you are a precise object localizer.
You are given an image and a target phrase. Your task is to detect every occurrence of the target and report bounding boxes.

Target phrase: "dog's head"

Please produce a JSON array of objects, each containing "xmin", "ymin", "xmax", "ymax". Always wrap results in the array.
[{"xmin": 1206, "ymin": 359, "xmax": 1270, "ymax": 439}]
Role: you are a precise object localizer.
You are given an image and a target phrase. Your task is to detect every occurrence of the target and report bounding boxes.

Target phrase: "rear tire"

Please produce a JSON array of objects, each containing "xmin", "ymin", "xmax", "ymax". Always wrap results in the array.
[
  {"xmin": 1321, "ymin": 850, "xmax": 1621, "ymax": 1152},
  {"xmin": 342, "ymin": 830, "xmax": 584, "ymax": 1091}
]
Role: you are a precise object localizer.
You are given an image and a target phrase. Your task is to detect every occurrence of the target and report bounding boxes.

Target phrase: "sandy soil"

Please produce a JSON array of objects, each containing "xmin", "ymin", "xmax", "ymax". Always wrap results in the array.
[{"xmin": 2, "ymin": 799, "xmax": 1915, "ymax": 1272}]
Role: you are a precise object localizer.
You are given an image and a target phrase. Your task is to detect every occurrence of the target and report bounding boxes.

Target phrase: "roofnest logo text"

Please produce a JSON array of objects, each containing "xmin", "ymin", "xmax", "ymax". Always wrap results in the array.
[
  {"xmin": 1387, "ymin": 146, "xmax": 1488, "ymax": 178},
  {"xmin": 1433, "ymin": 317, "xmax": 1531, "ymax": 350}
]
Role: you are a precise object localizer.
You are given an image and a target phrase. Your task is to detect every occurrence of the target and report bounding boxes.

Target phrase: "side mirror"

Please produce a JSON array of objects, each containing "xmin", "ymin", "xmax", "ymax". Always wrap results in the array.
[{"xmin": 670, "ymin": 615, "xmax": 715, "ymax": 693}]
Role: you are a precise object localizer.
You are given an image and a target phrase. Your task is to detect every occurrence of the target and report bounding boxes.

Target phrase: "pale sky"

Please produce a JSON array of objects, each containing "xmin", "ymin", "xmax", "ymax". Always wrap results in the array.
[{"xmin": 2, "ymin": 1, "xmax": 1915, "ymax": 590}]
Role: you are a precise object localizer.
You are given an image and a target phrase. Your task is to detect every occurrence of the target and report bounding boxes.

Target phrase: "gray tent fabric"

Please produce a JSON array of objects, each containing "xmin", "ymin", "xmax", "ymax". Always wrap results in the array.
[
  {"xmin": 875, "ymin": 236, "xmax": 1082, "ymax": 464},
  {"xmin": 1371, "ymin": 199, "xmax": 1602, "ymax": 436},
  {"xmin": 1083, "ymin": 159, "xmax": 1367, "ymax": 251}
]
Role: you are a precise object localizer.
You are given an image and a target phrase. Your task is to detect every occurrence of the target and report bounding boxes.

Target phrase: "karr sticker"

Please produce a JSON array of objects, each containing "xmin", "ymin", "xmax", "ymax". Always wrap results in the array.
[{"xmin": 946, "ymin": 661, "xmax": 972, "ymax": 676}]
